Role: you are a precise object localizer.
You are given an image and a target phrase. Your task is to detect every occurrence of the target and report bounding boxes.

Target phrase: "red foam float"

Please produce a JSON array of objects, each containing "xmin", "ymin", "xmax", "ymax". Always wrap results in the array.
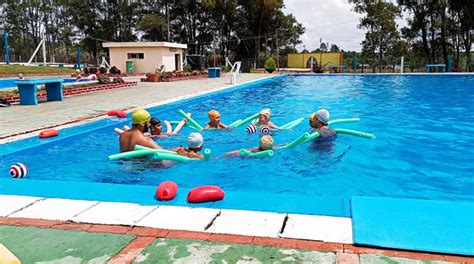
[
  {"xmin": 39, "ymin": 129, "xmax": 59, "ymax": 138},
  {"xmin": 187, "ymin": 186, "xmax": 224, "ymax": 203},
  {"xmin": 116, "ymin": 111, "xmax": 127, "ymax": 118},
  {"xmin": 156, "ymin": 181, "xmax": 178, "ymax": 201},
  {"xmin": 107, "ymin": 109, "xmax": 119, "ymax": 116}
]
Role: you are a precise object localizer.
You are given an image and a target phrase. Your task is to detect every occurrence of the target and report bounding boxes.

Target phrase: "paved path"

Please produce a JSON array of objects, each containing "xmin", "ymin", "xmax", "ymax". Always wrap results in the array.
[{"xmin": 0, "ymin": 74, "xmax": 271, "ymax": 137}]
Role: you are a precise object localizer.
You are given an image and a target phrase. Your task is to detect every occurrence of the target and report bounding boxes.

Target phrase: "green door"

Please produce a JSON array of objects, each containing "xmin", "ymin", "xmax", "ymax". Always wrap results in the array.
[{"xmin": 126, "ymin": 61, "xmax": 135, "ymax": 73}]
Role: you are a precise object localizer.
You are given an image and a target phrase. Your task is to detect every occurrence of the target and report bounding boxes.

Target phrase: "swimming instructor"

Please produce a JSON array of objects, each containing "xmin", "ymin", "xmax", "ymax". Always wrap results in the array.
[{"xmin": 119, "ymin": 109, "xmax": 162, "ymax": 152}]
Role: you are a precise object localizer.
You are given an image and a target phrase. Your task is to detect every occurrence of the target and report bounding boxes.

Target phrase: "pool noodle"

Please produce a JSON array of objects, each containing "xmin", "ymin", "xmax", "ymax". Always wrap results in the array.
[
  {"xmin": 280, "ymin": 117, "xmax": 304, "ymax": 129},
  {"xmin": 203, "ymin": 148, "xmax": 212, "ymax": 161},
  {"xmin": 303, "ymin": 131, "xmax": 321, "ymax": 143},
  {"xmin": 239, "ymin": 149, "xmax": 274, "ymax": 158},
  {"xmin": 229, "ymin": 113, "xmax": 259, "ymax": 128},
  {"xmin": 178, "ymin": 110, "xmax": 203, "ymax": 130},
  {"xmin": 168, "ymin": 120, "xmax": 201, "ymax": 130},
  {"xmin": 334, "ymin": 128, "xmax": 376, "ymax": 139},
  {"xmin": 134, "ymin": 145, "xmax": 177, "ymax": 154},
  {"xmin": 109, "ymin": 149, "xmax": 162, "ymax": 160},
  {"xmin": 328, "ymin": 118, "xmax": 360, "ymax": 125},
  {"xmin": 228, "ymin": 119, "xmax": 242, "ymax": 127},
  {"xmin": 277, "ymin": 133, "xmax": 309, "ymax": 149}
]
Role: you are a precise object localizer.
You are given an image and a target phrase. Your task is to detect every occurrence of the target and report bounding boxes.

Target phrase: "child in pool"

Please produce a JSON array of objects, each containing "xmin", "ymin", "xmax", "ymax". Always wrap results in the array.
[
  {"xmin": 203, "ymin": 110, "xmax": 228, "ymax": 130},
  {"xmin": 222, "ymin": 135, "xmax": 275, "ymax": 158},
  {"xmin": 171, "ymin": 132, "xmax": 205, "ymax": 160},
  {"xmin": 253, "ymin": 108, "xmax": 280, "ymax": 129}
]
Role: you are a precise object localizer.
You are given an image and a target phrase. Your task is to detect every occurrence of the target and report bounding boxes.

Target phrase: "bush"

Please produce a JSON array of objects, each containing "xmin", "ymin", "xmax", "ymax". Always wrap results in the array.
[
  {"xmin": 183, "ymin": 64, "xmax": 192, "ymax": 72},
  {"xmin": 221, "ymin": 65, "xmax": 232, "ymax": 72},
  {"xmin": 99, "ymin": 67, "xmax": 108, "ymax": 74},
  {"xmin": 97, "ymin": 75, "xmax": 110, "ymax": 84},
  {"xmin": 264, "ymin": 57, "xmax": 276, "ymax": 73}
]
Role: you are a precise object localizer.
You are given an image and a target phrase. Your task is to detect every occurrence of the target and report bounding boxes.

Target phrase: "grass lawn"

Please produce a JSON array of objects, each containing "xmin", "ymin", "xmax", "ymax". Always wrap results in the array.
[{"xmin": 0, "ymin": 64, "xmax": 76, "ymax": 76}]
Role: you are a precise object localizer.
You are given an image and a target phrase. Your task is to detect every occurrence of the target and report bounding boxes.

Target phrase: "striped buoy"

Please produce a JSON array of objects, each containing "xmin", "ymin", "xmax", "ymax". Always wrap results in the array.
[
  {"xmin": 246, "ymin": 124, "xmax": 258, "ymax": 134},
  {"xmin": 260, "ymin": 126, "xmax": 270, "ymax": 135},
  {"xmin": 9, "ymin": 163, "xmax": 28, "ymax": 178}
]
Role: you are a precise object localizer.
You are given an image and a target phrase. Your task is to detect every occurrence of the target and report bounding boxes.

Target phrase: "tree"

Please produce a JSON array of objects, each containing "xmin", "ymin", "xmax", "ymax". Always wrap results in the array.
[
  {"xmin": 264, "ymin": 57, "xmax": 276, "ymax": 73},
  {"xmin": 330, "ymin": 44, "xmax": 340, "ymax": 52},
  {"xmin": 351, "ymin": 0, "xmax": 401, "ymax": 72},
  {"xmin": 138, "ymin": 14, "xmax": 168, "ymax": 41}
]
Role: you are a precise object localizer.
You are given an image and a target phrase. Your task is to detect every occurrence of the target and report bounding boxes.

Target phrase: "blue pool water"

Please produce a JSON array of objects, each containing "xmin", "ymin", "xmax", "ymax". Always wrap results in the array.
[
  {"xmin": 1, "ymin": 75, "xmax": 473, "ymax": 203},
  {"xmin": 0, "ymin": 78, "xmax": 86, "ymax": 89}
]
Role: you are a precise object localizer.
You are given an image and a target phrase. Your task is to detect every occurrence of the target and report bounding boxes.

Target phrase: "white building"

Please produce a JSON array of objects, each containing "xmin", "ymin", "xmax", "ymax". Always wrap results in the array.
[{"xmin": 102, "ymin": 42, "xmax": 187, "ymax": 73}]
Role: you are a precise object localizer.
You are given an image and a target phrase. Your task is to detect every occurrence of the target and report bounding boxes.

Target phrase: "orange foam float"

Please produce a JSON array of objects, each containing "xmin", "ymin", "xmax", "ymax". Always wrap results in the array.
[
  {"xmin": 187, "ymin": 186, "xmax": 224, "ymax": 203},
  {"xmin": 156, "ymin": 181, "xmax": 178, "ymax": 201},
  {"xmin": 39, "ymin": 129, "xmax": 58, "ymax": 138}
]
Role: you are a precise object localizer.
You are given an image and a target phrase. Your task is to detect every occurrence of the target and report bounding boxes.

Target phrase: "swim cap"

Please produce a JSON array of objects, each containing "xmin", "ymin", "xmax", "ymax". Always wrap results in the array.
[
  {"xmin": 259, "ymin": 135, "xmax": 274, "ymax": 150},
  {"xmin": 315, "ymin": 109, "xmax": 330, "ymax": 124},
  {"xmin": 18, "ymin": 73, "xmax": 23, "ymax": 78},
  {"xmin": 187, "ymin": 132, "xmax": 204, "ymax": 148},
  {"xmin": 150, "ymin": 117, "xmax": 161, "ymax": 127},
  {"xmin": 208, "ymin": 110, "xmax": 220, "ymax": 121},
  {"xmin": 259, "ymin": 108, "xmax": 271, "ymax": 118},
  {"xmin": 132, "ymin": 109, "xmax": 151, "ymax": 125},
  {"xmin": 76, "ymin": 69, "xmax": 81, "ymax": 73}
]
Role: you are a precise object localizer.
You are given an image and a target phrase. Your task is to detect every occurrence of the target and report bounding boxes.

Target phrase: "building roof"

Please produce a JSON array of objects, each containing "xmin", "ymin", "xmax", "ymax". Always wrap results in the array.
[{"xmin": 102, "ymin": 42, "xmax": 187, "ymax": 49}]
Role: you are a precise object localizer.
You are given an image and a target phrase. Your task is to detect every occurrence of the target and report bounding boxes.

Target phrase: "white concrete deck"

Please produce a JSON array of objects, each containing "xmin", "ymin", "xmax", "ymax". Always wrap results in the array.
[{"xmin": 0, "ymin": 195, "xmax": 354, "ymax": 244}]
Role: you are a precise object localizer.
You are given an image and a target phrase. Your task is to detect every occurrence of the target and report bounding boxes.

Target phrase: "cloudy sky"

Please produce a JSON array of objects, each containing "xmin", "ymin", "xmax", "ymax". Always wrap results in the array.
[{"xmin": 283, "ymin": 0, "xmax": 406, "ymax": 52}]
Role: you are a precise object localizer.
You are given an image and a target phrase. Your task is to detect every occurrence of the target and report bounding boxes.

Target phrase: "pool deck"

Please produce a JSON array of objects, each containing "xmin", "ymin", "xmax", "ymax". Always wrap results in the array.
[
  {"xmin": 0, "ymin": 195, "xmax": 471, "ymax": 263},
  {"xmin": 1, "ymin": 73, "xmax": 473, "ymax": 263},
  {"xmin": 0, "ymin": 73, "xmax": 271, "ymax": 138}
]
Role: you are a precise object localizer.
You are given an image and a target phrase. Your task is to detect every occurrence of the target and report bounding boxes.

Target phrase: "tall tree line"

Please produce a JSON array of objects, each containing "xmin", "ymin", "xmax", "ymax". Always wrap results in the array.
[
  {"xmin": 351, "ymin": 0, "xmax": 473, "ymax": 72},
  {"xmin": 0, "ymin": 0, "xmax": 304, "ymax": 68}
]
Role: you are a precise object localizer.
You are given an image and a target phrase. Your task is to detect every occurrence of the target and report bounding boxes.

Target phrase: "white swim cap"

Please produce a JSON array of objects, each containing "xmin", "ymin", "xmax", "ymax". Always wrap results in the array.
[
  {"xmin": 187, "ymin": 132, "xmax": 203, "ymax": 148},
  {"xmin": 315, "ymin": 109, "xmax": 330, "ymax": 124}
]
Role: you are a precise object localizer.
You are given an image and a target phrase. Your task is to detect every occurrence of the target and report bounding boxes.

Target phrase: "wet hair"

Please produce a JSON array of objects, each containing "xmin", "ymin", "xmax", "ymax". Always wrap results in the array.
[{"xmin": 150, "ymin": 118, "xmax": 161, "ymax": 127}]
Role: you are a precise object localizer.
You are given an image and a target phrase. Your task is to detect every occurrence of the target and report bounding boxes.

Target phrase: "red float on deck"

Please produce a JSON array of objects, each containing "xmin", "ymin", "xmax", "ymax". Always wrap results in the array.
[
  {"xmin": 116, "ymin": 111, "xmax": 127, "ymax": 118},
  {"xmin": 39, "ymin": 129, "xmax": 59, "ymax": 138},
  {"xmin": 107, "ymin": 109, "xmax": 119, "ymax": 116},
  {"xmin": 156, "ymin": 181, "xmax": 178, "ymax": 201},
  {"xmin": 187, "ymin": 186, "xmax": 224, "ymax": 203}
]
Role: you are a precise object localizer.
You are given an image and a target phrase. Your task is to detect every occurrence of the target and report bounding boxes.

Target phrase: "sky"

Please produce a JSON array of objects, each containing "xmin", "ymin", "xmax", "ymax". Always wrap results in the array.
[{"xmin": 283, "ymin": 0, "xmax": 407, "ymax": 52}]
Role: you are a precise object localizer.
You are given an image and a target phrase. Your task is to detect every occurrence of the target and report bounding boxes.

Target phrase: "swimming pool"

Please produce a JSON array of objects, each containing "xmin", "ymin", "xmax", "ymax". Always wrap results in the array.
[
  {"xmin": 0, "ymin": 77, "xmax": 89, "ymax": 89},
  {"xmin": 1, "ymin": 74, "xmax": 473, "ymax": 215}
]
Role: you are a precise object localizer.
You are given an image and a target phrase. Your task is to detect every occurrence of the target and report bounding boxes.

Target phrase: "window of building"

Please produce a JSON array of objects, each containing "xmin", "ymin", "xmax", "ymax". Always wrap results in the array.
[{"xmin": 127, "ymin": 53, "xmax": 144, "ymax": 59}]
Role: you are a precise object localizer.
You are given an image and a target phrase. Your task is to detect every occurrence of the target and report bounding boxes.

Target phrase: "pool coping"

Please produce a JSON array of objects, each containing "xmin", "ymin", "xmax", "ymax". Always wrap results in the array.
[
  {"xmin": 0, "ymin": 213, "xmax": 471, "ymax": 263},
  {"xmin": 1, "ymin": 73, "xmax": 473, "ymax": 259}
]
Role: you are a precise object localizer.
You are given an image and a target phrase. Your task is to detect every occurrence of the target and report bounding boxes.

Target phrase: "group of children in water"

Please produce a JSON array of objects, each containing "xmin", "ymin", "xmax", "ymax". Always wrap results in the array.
[{"xmin": 118, "ymin": 107, "xmax": 336, "ymax": 161}]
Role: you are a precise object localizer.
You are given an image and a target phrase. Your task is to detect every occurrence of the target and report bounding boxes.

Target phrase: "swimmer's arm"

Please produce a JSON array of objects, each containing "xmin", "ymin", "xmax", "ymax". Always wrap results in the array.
[
  {"xmin": 219, "ymin": 123, "xmax": 228, "ymax": 129},
  {"xmin": 189, "ymin": 152, "xmax": 204, "ymax": 160},
  {"xmin": 202, "ymin": 124, "xmax": 211, "ymax": 130},
  {"xmin": 137, "ymin": 137, "xmax": 162, "ymax": 149},
  {"xmin": 267, "ymin": 122, "xmax": 282, "ymax": 130}
]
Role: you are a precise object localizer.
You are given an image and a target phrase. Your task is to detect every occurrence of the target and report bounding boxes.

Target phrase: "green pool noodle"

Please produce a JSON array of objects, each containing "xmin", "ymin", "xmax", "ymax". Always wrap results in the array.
[
  {"xmin": 203, "ymin": 148, "xmax": 212, "ymax": 161},
  {"xmin": 334, "ymin": 128, "xmax": 376, "ymax": 139},
  {"xmin": 169, "ymin": 120, "xmax": 201, "ymax": 130},
  {"xmin": 109, "ymin": 149, "xmax": 159, "ymax": 160},
  {"xmin": 229, "ymin": 113, "xmax": 259, "ymax": 128},
  {"xmin": 178, "ymin": 110, "xmax": 203, "ymax": 130},
  {"xmin": 277, "ymin": 133, "xmax": 310, "ymax": 149},
  {"xmin": 134, "ymin": 145, "xmax": 177, "ymax": 154},
  {"xmin": 280, "ymin": 117, "xmax": 304, "ymax": 129},
  {"xmin": 228, "ymin": 119, "xmax": 242, "ymax": 127},
  {"xmin": 303, "ymin": 131, "xmax": 321, "ymax": 143},
  {"xmin": 328, "ymin": 118, "xmax": 360, "ymax": 126},
  {"xmin": 152, "ymin": 152, "xmax": 198, "ymax": 162},
  {"xmin": 239, "ymin": 149, "xmax": 274, "ymax": 158}
]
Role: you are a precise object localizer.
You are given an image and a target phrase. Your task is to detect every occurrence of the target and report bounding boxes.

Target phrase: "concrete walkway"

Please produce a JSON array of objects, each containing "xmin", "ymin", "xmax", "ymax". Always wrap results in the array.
[{"xmin": 0, "ymin": 73, "xmax": 271, "ymax": 137}]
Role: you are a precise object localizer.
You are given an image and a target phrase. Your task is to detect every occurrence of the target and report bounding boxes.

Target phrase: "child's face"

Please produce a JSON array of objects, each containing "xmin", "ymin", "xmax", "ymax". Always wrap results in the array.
[
  {"xmin": 151, "ymin": 123, "xmax": 162, "ymax": 135},
  {"xmin": 259, "ymin": 114, "xmax": 269, "ymax": 124},
  {"xmin": 211, "ymin": 116, "xmax": 221, "ymax": 125}
]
